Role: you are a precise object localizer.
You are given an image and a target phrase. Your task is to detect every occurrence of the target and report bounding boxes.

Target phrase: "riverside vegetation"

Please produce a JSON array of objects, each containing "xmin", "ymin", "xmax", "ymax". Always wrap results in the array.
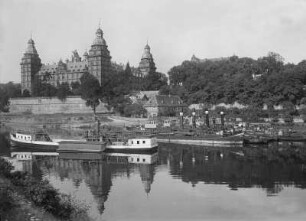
[{"xmin": 0, "ymin": 158, "xmax": 89, "ymax": 220}]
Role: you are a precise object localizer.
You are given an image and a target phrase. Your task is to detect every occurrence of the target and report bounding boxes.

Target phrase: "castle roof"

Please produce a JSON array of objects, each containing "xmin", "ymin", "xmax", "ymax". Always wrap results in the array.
[
  {"xmin": 92, "ymin": 27, "xmax": 107, "ymax": 46},
  {"xmin": 142, "ymin": 43, "xmax": 153, "ymax": 60},
  {"xmin": 25, "ymin": 38, "xmax": 38, "ymax": 54},
  {"xmin": 39, "ymin": 60, "xmax": 88, "ymax": 75},
  {"xmin": 144, "ymin": 95, "xmax": 185, "ymax": 107}
]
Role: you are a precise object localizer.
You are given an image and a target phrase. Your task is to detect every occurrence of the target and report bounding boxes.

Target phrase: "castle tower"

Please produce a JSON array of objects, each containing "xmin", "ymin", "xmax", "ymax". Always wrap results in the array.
[
  {"xmin": 88, "ymin": 27, "xmax": 111, "ymax": 84},
  {"xmin": 20, "ymin": 38, "xmax": 41, "ymax": 94},
  {"xmin": 138, "ymin": 43, "xmax": 156, "ymax": 77}
]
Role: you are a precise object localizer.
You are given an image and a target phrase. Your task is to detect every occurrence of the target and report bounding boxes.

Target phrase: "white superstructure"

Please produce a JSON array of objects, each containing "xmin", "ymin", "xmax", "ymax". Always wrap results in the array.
[{"xmin": 107, "ymin": 136, "xmax": 158, "ymax": 150}]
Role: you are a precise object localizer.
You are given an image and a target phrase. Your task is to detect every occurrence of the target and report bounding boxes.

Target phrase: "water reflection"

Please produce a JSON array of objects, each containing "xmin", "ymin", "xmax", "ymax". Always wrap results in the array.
[
  {"xmin": 160, "ymin": 143, "xmax": 306, "ymax": 194},
  {"xmin": 1, "ymin": 131, "xmax": 306, "ymax": 220}
]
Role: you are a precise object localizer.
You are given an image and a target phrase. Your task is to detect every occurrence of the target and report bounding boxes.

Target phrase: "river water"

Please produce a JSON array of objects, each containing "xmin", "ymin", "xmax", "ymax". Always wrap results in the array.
[{"xmin": 1, "ymin": 130, "xmax": 306, "ymax": 221}]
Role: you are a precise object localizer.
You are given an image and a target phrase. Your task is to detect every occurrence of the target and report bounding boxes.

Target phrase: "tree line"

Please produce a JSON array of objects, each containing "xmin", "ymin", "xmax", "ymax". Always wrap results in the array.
[{"xmin": 160, "ymin": 52, "xmax": 306, "ymax": 109}]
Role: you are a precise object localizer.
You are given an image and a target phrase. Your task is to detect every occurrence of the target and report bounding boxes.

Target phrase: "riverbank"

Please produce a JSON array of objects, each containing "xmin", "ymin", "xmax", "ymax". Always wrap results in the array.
[
  {"xmin": 0, "ymin": 176, "xmax": 58, "ymax": 221},
  {"xmin": 0, "ymin": 158, "xmax": 91, "ymax": 220}
]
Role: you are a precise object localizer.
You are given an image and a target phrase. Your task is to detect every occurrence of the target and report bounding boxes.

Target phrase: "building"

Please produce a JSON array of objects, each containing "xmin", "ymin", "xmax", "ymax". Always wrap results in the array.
[
  {"xmin": 20, "ymin": 39, "xmax": 42, "ymax": 93},
  {"xmin": 129, "ymin": 90, "xmax": 159, "ymax": 104},
  {"xmin": 144, "ymin": 95, "xmax": 186, "ymax": 118},
  {"xmin": 20, "ymin": 26, "xmax": 112, "ymax": 94},
  {"xmin": 37, "ymin": 50, "xmax": 88, "ymax": 87},
  {"xmin": 88, "ymin": 27, "xmax": 112, "ymax": 84},
  {"xmin": 137, "ymin": 43, "xmax": 156, "ymax": 78}
]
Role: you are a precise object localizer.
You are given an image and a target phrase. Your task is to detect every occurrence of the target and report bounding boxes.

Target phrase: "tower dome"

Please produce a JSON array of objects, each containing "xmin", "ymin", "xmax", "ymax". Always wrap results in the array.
[
  {"xmin": 142, "ymin": 43, "xmax": 152, "ymax": 59},
  {"xmin": 93, "ymin": 27, "xmax": 107, "ymax": 46},
  {"xmin": 28, "ymin": 38, "xmax": 34, "ymax": 44},
  {"xmin": 139, "ymin": 42, "xmax": 156, "ymax": 77},
  {"xmin": 26, "ymin": 38, "xmax": 38, "ymax": 54},
  {"xmin": 144, "ymin": 44, "xmax": 150, "ymax": 50},
  {"xmin": 96, "ymin": 27, "xmax": 103, "ymax": 36}
]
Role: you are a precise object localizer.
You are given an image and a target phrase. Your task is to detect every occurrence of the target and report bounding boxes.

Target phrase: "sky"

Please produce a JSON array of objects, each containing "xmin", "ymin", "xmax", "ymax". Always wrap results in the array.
[{"xmin": 1, "ymin": 0, "xmax": 306, "ymax": 83}]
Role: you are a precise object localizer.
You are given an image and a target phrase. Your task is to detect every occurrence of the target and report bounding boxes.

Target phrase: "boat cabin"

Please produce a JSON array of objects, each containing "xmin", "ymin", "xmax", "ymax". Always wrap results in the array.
[
  {"xmin": 11, "ymin": 152, "xmax": 33, "ymax": 161},
  {"xmin": 128, "ymin": 137, "xmax": 158, "ymax": 147},
  {"xmin": 16, "ymin": 133, "xmax": 32, "ymax": 141},
  {"xmin": 14, "ymin": 131, "xmax": 52, "ymax": 142}
]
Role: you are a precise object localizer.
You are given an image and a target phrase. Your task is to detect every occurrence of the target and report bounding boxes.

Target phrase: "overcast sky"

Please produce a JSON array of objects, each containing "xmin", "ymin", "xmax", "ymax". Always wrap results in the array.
[{"xmin": 1, "ymin": 0, "xmax": 306, "ymax": 83}]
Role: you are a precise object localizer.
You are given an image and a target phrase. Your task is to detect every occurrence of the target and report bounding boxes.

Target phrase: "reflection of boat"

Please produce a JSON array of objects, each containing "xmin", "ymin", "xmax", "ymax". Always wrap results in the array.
[
  {"xmin": 230, "ymin": 151, "xmax": 245, "ymax": 157},
  {"xmin": 102, "ymin": 151, "xmax": 158, "ymax": 165},
  {"xmin": 58, "ymin": 148, "xmax": 159, "ymax": 164},
  {"xmin": 243, "ymin": 134, "xmax": 272, "ymax": 144},
  {"xmin": 10, "ymin": 129, "xmax": 59, "ymax": 149},
  {"xmin": 11, "ymin": 151, "xmax": 59, "ymax": 160},
  {"xmin": 277, "ymin": 135, "xmax": 306, "ymax": 142}
]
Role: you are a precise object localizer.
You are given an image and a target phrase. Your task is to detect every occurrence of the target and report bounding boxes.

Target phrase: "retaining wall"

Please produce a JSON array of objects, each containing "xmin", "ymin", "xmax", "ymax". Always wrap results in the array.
[{"xmin": 9, "ymin": 96, "xmax": 110, "ymax": 114}]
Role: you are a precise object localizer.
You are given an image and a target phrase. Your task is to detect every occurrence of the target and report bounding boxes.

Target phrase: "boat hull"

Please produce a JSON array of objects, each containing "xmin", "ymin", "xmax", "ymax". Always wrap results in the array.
[
  {"xmin": 10, "ymin": 139, "xmax": 58, "ymax": 150},
  {"xmin": 58, "ymin": 141, "xmax": 106, "ymax": 153},
  {"xmin": 10, "ymin": 134, "xmax": 59, "ymax": 150}
]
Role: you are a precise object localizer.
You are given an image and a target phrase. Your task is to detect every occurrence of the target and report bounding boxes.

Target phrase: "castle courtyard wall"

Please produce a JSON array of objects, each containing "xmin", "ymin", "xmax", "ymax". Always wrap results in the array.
[{"xmin": 9, "ymin": 96, "xmax": 109, "ymax": 114}]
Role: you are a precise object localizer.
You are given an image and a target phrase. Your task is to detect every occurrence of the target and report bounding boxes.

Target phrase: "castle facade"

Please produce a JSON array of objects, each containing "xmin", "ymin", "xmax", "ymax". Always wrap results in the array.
[{"xmin": 20, "ymin": 27, "xmax": 157, "ymax": 95}]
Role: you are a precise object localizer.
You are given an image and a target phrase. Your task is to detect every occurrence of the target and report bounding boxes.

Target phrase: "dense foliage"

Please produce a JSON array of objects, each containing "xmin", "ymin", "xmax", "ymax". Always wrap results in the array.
[
  {"xmin": 0, "ymin": 82, "xmax": 21, "ymax": 112},
  {"xmin": 0, "ymin": 158, "xmax": 88, "ymax": 219},
  {"xmin": 161, "ymin": 52, "xmax": 306, "ymax": 108},
  {"xmin": 92, "ymin": 63, "xmax": 167, "ymax": 115},
  {"xmin": 80, "ymin": 73, "xmax": 101, "ymax": 114}
]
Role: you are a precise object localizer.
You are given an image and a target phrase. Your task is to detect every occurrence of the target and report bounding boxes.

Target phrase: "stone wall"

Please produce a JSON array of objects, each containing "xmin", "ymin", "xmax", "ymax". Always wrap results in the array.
[{"xmin": 9, "ymin": 96, "xmax": 110, "ymax": 114}]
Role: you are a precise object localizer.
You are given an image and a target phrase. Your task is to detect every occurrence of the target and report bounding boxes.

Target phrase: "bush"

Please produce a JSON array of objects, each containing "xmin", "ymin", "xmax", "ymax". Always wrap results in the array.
[
  {"xmin": 0, "ymin": 159, "xmax": 88, "ymax": 219},
  {"xmin": 0, "ymin": 158, "xmax": 14, "ymax": 177},
  {"xmin": 0, "ymin": 186, "xmax": 16, "ymax": 213},
  {"xmin": 9, "ymin": 171, "xmax": 33, "ymax": 187}
]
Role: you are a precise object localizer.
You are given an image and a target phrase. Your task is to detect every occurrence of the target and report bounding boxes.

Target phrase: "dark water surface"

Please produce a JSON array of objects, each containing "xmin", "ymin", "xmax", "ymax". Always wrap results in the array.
[{"xmin": 1, "ymin": 131, "xmax": 306, "ymax": 221}]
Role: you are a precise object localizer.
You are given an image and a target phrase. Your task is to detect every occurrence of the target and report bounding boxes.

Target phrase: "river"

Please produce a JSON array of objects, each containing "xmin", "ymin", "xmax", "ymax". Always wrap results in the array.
[{"xmin": 1, "ymin": 130, "xmax": 306, "ymax": 221}]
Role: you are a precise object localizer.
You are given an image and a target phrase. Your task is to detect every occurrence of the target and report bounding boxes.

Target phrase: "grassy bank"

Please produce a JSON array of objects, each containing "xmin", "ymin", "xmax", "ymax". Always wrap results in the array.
[{"xmin": 0, "ymin": 158, "xmax": 90, "ymax": 220}]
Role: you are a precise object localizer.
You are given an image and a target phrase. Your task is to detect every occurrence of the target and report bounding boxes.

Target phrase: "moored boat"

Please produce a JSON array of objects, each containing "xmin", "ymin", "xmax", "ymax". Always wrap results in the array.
[
  {"xmin": 10, "ymin": 129, "xmax": 59, "ymax": 149},
  {"xmin": 106, "ymin": 135, "xmax": 158, "ymax": 153}
]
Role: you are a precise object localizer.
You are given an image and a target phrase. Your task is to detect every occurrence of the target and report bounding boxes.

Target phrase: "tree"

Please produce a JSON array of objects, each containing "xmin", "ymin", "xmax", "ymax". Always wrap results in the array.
[
  {"xmin": 32, "ymin": 75, "xmax": 57, "ymax": 97},
  {"xmin": 80, "ymin": 73, "xmax": 101, "ymax": 115},
  {"xmin": 56, "ymin": 82, "xmax": 71, "ymax": 101},
  {"xmin": 142, "ymin": 71, "xmax": 168, "ymax": 90},
  {"xmin": 123, "ymin": 103, "xmax": 147, "ymax": 117},
  {"xmin": 0, "ymin": 87, "xmax": 9, "ymax": 112},
  {"xmin": 22, "ymin": 89, "xmax": 31, "ymax": 97},
  {"xmin": 0, "ymin": 82, "xmax": 22, "ymax": 112},
  {"xmin": 71, "ymin": 81, "xmax": 81, "ymax": 95},
  {"xmin": 3, "ymin": 82, "xmax": 21, "ymax": 98}
]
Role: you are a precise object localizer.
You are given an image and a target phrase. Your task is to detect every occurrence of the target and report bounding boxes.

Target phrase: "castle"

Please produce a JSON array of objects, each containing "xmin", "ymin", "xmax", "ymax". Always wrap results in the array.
[{"xmin": 20, "ymin": 27, "xmax": 157, "ymax": 95}]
